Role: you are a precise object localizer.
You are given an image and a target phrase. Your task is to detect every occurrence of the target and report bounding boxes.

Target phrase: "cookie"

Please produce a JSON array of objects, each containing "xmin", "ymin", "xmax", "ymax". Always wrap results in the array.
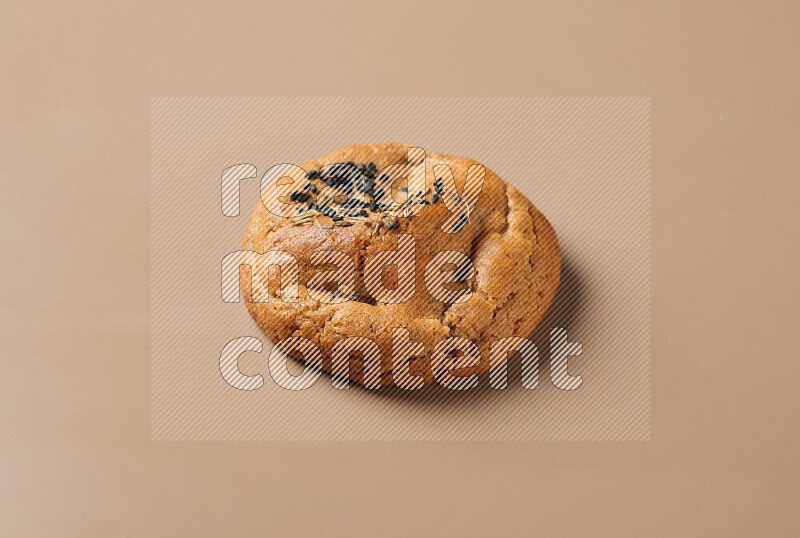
[{"xmin": 240, "ymin": 143, "xmax": 561, "ymax": 387}]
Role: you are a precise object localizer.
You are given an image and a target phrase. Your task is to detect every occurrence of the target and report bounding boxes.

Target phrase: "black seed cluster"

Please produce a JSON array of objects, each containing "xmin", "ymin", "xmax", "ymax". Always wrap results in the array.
[
  {"xmin": 453, "ymin": 213, "xmax": 468, "ymax": 232},
  {"xmin": 320, "ymin": 163, "xmax": 361, "ymax": 193},
  {"xmin": 291, "ymin": 160, "xmax": 450, "ymax": 233},
  {"xmin": 289, "ymin": 191, "xmax": 310, "ymax": 203}
]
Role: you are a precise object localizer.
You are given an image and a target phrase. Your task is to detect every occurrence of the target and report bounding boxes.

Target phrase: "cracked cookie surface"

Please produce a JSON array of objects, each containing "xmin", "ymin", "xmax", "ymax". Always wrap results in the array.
[{"xmin": 241, "ymin": 143, "xmax": 561, "ymax": 386}]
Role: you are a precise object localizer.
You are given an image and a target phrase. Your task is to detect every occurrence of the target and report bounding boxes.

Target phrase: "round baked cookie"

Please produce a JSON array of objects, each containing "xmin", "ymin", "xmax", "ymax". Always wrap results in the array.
[{"xmin": 241, "ymin": 143, "xmax": 561, "ymax": 386}]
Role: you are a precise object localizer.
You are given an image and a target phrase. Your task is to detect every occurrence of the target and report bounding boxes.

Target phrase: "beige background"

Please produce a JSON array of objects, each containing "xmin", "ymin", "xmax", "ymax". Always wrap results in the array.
[{"xmin": 1, "ymin": 0, "xmax": 798, "ymax": 535}]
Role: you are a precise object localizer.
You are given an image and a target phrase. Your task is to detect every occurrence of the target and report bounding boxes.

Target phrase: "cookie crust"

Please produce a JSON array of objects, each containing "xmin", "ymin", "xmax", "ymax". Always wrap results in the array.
[{"xmin": 241, "ymin": 143, "xmax": 561, "ymax": 386}]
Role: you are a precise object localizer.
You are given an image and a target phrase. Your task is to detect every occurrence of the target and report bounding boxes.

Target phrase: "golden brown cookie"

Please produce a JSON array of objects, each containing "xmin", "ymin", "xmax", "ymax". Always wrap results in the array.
[{"xmin": 241, "ymin": 143, "xmax": 561, "ymax": 386}]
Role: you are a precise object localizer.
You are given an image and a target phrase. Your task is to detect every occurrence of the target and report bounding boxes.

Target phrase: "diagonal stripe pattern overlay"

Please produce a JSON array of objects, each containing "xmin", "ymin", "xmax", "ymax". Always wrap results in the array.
[{"xmin": 151, "ymin": 97, "xmax": 650, "ymax": 441}]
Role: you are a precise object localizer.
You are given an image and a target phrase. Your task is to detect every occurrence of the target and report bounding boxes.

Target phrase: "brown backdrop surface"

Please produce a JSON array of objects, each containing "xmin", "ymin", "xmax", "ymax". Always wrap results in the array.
[{"xmin": 1, "ymin": 0, "xmax": 798, "ymax": 536}]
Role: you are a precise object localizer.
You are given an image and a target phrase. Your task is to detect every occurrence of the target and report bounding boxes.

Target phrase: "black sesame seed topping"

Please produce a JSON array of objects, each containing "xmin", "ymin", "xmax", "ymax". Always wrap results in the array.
[
  {"xmin": 289, "ymin": 160, "xmax": 447, "ymax": 230},
  {"xmin": 290, "ymin": 191, "xmax": 310, "ymax": 203}
]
